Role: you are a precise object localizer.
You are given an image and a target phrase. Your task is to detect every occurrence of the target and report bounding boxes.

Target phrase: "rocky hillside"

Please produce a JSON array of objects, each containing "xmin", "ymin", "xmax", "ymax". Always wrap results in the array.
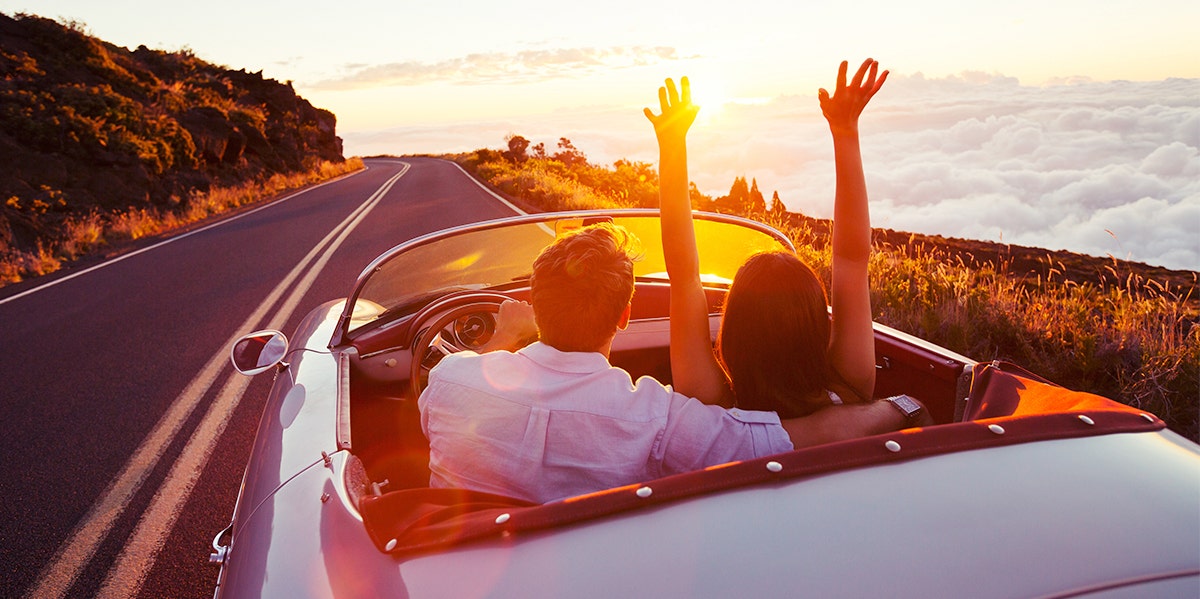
[{"xmin": 0, "ymin": 13, "xmax": 344, "ymax": 257}]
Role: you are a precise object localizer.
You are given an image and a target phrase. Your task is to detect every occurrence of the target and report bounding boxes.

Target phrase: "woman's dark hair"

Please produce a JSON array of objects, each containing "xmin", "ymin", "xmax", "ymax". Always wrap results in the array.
[{"xmin": 716, "ymin": 251, "xmax": 832, "ymax": 418}]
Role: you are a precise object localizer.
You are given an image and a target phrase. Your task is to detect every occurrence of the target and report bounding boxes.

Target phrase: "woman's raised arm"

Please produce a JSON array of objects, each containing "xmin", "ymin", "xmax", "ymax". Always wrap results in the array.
[
  {"xmin": 645, "ymin": 78, "xmax": 733, "ymax": 407},
  {"xmin": 820, "ymin": 59, "xmax": 888, "ymax": 402}
]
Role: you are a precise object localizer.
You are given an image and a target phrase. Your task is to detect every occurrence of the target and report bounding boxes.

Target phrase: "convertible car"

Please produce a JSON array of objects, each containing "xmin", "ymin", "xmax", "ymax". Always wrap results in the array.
[{"xmin": 212, "ymin": 210, "xmax": 1199, "ymax": 598}]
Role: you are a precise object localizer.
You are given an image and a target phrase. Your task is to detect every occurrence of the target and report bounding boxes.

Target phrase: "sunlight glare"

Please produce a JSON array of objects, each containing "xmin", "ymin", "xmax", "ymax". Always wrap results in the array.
[{"xmin": 688, "ymin": 75, "xmax": 731, "ymax": 124}]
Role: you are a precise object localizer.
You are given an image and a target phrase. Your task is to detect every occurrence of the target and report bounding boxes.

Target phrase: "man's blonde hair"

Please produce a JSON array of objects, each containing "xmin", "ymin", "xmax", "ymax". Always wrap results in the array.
[{"xmin": 531, "ymin": 223, "xmax": 639, "ymax": 352}]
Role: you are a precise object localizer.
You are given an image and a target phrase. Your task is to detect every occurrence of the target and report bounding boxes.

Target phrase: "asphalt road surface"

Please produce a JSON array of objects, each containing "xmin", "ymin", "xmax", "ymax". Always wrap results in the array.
[{"xmin": 0, "ymin": 157, "xmax": 526, "ymax": 598}]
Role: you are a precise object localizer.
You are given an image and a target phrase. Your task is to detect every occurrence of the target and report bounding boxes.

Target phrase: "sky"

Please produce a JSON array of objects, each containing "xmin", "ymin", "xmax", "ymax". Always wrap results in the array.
[{"xmin": 3, "ymin": 0, "xmax": 1198, "ymax": 270}]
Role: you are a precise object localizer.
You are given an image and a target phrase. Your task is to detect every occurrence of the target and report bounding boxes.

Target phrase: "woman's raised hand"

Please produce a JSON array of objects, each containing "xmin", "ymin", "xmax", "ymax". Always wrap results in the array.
[
  {"xmin": 644, "ymin": 77, "xmax": 699, "ymax": 143},
  {"xmin": 818, "ymin": 59, "xmax": 888, "ymax": 136}
]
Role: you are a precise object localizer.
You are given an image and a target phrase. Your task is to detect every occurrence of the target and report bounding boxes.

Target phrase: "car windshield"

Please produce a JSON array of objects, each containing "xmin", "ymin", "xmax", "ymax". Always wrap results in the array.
[{"xmin": 340, "ymin": 210, "xmax": 793, "ymax": 340}]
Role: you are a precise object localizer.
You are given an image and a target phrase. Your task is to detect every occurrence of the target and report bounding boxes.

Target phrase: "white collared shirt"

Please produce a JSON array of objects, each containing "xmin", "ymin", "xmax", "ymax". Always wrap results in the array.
[{"xmin": 419, "ymin": 342, "xmax": 793, "ymax": 503}]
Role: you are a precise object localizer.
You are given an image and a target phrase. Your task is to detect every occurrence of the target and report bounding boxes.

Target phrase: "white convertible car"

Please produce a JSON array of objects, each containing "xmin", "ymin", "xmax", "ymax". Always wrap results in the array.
[{"xmin": 213, "ymin": 210, "xmax": 1200, "ymax": 598}]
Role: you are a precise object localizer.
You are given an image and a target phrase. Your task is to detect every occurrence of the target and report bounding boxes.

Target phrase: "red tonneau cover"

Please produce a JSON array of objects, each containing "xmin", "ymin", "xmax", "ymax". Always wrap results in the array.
[{"xmin": 360, "ymin": 362, "xmax": 1163, "ymax": 557}]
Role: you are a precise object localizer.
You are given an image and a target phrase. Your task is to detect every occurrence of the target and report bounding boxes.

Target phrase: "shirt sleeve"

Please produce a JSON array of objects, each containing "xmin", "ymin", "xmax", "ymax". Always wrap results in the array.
[{"xmin": 657, "ymin": 395, "xmax": 794, "ymax": 475}]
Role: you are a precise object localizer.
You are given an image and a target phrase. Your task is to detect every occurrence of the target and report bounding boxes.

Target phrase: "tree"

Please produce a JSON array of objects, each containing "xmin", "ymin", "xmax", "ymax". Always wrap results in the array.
[
  {"xmin": 531, "ymin": 142, "xmax": 546, "ymax": 159},
  {"xmin": 715, "ymin": 176, "xmax": 750, "ymax": 215},
  {"xmin": 609, "ymin": 159, "xmax": 657, "ymax": 207},
  {"xmin": 689, "ymin": 182, "xmax": 715, "ymax": 212},
  {"xmin": 553, "ymin": 137, "xmax": 587, "ymax": 167},
  {"xmin": 769, "ymin": 190, "xmax": 786, "ymax": 215},
  {"xmin": 504, "ymin": 134, "xmax": 530, "ymax": 163},
  {"xmin": 748, "ymin": 178, "xmax": 766, "ymax": 215}
]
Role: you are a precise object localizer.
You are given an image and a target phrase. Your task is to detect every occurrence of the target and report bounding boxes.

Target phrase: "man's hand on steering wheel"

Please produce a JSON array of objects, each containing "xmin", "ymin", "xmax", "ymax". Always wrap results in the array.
[
  {"xmin": 409, "ymin": 291, "xmax": 526, "ymax": 399},
  {"xmin": 479, "ymin": 300, "xmax": 538, "ymax": 353}
]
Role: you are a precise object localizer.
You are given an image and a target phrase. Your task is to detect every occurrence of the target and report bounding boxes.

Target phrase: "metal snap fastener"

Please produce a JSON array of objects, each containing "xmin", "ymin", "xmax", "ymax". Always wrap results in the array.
[
  {"xmin": 636, "ymin": 486, "xmax": 653, "ymax": 498},
  {"xmin": 495, "ymin": 513, "xmax": 511, "ymax": 524},
  {"xmin": 385, "ymin": 538, "xmax": 398, "ymax": 551},
  {"xmin": 988, "ymin": 424, "xmax": 1005, "ymax": 435},
  {"xmin": 766, "ymin": 461, "xmax": 783, "ymax": 473},
  {"xmin": 1078, "ymin": 415, "xmax": 1095, "ymax": 425},
  {"xmin": 885, "ymin": 440, "xmax": 902, "ymax": 453}
]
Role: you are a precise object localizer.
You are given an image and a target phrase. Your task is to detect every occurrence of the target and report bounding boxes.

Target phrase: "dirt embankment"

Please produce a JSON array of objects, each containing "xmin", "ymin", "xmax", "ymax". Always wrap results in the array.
[{"xmin": 0, "ymin": 12, "xmax": 345, "ymax": 257}]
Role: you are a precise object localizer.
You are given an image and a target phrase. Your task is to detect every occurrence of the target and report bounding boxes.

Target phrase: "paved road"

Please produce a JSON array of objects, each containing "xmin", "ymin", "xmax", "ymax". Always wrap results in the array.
[{"xmin": 0, "ymin": 157, "xmax": 525, "ymax": 598}]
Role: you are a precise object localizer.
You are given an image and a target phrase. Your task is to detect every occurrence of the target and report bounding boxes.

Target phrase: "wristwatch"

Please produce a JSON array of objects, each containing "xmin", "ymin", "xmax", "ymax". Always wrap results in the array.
[{"xmin": 884, "ymin": 394, "xmax": 923, "ymax": 422}]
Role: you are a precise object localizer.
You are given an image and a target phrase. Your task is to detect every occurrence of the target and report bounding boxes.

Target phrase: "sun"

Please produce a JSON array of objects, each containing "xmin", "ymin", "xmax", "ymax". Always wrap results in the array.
[{"xmin": 686, "ymin": 74, "xmax": 731, "ymax": 122}]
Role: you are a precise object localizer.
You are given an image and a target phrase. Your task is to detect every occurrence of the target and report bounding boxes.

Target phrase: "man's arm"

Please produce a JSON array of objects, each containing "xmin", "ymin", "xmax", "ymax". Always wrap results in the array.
[{"xmin": 780, "ymin": 397, "xmax": 933, "ymax": 449}]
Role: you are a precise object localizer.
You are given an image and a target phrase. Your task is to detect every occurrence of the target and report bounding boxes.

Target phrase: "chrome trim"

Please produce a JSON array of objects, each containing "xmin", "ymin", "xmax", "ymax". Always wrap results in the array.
[
  {"xmin": 336, "ymin": 348, "xmax": 353, "ymax": 451},
  {"xmin": 209, "ymin": 523, "xmax": 232, "ymax": 565},
  {"xmin": 871, "ymin": 320, "xmax": 977, "ymax": 367}
]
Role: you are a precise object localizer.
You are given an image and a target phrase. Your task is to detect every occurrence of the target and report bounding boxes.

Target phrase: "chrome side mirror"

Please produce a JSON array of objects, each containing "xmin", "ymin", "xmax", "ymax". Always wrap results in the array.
[
  {"xmin": 230, "ymin": 330, "xmax": 289, "ymax": 375},
  {"xmin": 553, "ymin": 215, "xmax": 613, "ymax": 237}
]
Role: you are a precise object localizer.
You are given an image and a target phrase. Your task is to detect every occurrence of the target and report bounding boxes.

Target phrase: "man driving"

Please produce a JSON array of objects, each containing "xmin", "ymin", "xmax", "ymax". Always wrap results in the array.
[{"xmin": 418, "ymin": 223, "xmax": 923, "ymax": 504}]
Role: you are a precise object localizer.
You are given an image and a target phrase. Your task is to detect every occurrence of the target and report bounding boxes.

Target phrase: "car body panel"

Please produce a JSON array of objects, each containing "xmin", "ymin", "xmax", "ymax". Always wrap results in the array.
[
  {"xmin": 220, "ymin": 429, "xmax": 1199, "ymax": 598},
  {"xmin": 387, "ymin": 431, "xmax": 1198, "ymax": 599},
  {"xmin": 229, "ymin": 300, "xmax": 344, "ymax": 529},
  {"xmin": 220, "ymin": 452, "xmax": 406, "ymax": 598}
]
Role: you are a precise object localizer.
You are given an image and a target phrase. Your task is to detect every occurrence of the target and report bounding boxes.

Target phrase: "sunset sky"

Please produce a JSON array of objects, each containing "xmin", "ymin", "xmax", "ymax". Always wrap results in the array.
[{"xmin": 3, "ymin": 1, "xmax": 1198, "ymax": 269}]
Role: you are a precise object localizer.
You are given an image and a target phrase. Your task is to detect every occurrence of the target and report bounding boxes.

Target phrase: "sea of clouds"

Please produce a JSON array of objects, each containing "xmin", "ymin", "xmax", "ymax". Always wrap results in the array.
[{"xmin": 344, "ymin": 74, "xmax": 1199, "ymax": 271}]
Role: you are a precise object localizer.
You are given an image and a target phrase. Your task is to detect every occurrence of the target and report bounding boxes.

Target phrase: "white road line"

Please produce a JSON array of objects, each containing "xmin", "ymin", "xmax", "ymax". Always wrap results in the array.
[
  {"xmin": 0, "ymin": 167, "xmax": 363, "ymax": 308},
  {"xmin": 94, "ymin": 163, "xmax": 407, "ymax": 599},
  {"xmin": 27, "ymin": 163, "xmax": 408, "ymax": 599},
  {"xmin": 444, "ymin": 161, "xmax": 559, "ymax": 237}
]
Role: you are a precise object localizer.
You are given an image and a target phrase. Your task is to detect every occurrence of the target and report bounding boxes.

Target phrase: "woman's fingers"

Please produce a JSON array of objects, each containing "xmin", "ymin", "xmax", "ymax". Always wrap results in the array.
[
  {"xmin": 650, "ymin": 77, "xmax": 694, "ymax": 118},
  {"xmin": 665, "ymin": 78, "xmax": 680, "ymax": 106},
  {"xmin": 869, "ymin": 69, "xmax": 889, "ymax": 98},
  {"xmin": 646, "ymin": 77, "xmax": 699, "ymax": 138},
  {"xmin": 850, "ymin": 58, "xmax": 871, "ymax": 90}
]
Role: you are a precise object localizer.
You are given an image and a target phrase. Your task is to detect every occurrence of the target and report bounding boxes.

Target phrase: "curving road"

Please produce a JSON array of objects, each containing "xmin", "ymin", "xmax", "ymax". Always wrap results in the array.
[{"xmin": 0, "ymin": 157, "xmax": 526, "ymax": 598}]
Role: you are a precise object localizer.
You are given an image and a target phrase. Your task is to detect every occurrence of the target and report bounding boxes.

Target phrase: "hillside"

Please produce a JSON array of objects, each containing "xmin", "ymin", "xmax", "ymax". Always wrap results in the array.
[
  {"xmin": 0, "ymin": 12, "xmax": 345, "ymax": 269},
  {"xmin": 787, "ymin": 213, "xmax": 1197, "ymax": 301}
]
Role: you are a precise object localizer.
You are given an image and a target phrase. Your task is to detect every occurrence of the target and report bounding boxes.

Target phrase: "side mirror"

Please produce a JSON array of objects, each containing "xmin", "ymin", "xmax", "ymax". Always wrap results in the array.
[{"xmin": 230, "ymin": 330, "xmax": 289, "ymax": 375}]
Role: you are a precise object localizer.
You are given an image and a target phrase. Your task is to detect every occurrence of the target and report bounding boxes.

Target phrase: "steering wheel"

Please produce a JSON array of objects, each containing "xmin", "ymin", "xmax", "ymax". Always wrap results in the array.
[{"xmin": 408, "ymin": 291, "xmax": 512, "ymax": 399}]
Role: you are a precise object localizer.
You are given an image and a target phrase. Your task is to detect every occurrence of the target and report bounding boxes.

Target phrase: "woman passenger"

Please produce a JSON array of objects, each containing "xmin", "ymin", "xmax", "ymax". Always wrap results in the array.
[{"xmin": 644, "ymin": 59, "xmax": 887, "ymax": 420}]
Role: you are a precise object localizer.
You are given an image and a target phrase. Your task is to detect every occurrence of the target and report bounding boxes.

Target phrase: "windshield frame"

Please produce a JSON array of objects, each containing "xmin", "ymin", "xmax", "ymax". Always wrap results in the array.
[{"xmin": 330, "ymin": 209, "xmax": 794, "ymax": 348}]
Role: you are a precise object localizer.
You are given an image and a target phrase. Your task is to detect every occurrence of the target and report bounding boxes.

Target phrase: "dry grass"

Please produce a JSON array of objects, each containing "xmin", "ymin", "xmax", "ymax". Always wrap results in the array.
[
  {"xmin": 475, "ymin": 157, "xmax": 630, "ymax": 211},
  {"xmin": 774, "ymin": 217, "xmax": 1199, "ymax": 441},
  {"xmin": 0, "ymin": 157, "xmax": 364, "ymax": 286}
]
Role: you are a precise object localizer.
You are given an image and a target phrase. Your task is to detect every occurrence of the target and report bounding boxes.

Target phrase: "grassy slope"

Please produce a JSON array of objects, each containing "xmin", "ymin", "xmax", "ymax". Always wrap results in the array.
[{"xmin": 0, "ymin": 12, "xmax": 353, "ymax": 285}]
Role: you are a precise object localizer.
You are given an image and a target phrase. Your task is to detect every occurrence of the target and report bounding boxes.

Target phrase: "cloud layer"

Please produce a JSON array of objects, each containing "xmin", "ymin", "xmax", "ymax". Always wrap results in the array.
[
  {"xmin": 316, "ymin": 46, "xmax": 679, "ymax": 90},
  {"xmin": 345, "ymin": 74, "xmax": 1200, "ymax": 271},
  {"xmin": 675, "ymin": 75, "xmax": 1198, "ymax": 271}
]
